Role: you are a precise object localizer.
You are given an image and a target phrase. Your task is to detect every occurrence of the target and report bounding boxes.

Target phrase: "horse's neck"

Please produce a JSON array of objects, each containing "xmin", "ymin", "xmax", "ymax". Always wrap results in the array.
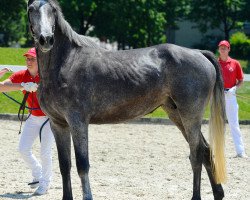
[
  {"xmin": 37, "ymin": 51, "xmax": 54, "ymax": 85},
  {"xmin": 37, "ymin": 30, "xmax": 70, "ymax": 83},
  {"xmin": 58, "ymin": 14, "xmax": 99, "ymax": 48}
]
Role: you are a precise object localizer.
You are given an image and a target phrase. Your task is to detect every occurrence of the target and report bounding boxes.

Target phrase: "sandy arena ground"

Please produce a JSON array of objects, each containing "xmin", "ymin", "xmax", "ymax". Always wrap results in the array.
[{"xmin": 0, "ymin": 119, "xmax": 249, "ymax": 200}]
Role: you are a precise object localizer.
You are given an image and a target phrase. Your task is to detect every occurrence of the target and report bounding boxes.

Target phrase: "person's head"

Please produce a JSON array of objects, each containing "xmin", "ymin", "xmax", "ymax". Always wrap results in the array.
[
  {"xmin": 23, "ymin": 48, "xmax": 38, "ymax": 73},
  {"xmin": 218, "ymin": 40, "xmax": 230, "ymax": 59}
]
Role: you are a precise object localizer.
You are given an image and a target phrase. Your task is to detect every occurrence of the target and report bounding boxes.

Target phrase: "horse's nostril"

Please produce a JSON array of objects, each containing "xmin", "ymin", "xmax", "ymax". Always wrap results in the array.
[
  {"xmin": 49, "ymin": 37, "xmax": 54, "ymax": 45},
  {"xmin": 39, "ymin": 35, "xmax": 45, "ymax": 46},
  {"xmin": 39, "ymin": 35, "xmax": 54, "ymax": 46}
]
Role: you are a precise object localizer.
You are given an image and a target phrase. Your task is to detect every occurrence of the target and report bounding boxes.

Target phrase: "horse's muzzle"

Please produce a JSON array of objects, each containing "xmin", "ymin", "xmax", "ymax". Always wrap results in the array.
[{"xmin": 39, "ymin": 34, "xmax": 54, "ymax": 52}]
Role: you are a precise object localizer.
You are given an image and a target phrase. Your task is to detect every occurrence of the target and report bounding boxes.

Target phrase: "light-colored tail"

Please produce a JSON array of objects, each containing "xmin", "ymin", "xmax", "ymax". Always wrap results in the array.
[
  {"xmin": 202, "ymin": 50, "xmax": 227, "ymax": 184},
  {"xmin": 209, "ymin": 81, "xmax": 227, "ymax": 183}
]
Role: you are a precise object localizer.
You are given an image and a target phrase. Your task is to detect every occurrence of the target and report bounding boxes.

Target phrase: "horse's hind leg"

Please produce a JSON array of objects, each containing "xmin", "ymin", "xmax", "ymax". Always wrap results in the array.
[
  {"xmin": 162, "ymin": 98, "xmax": 203, "ymax": 200},
  {"xmin": 183, "ymin": 119, "xmax": 204, "ymax": 200},
  {"xmin": 50, "ymin": 122, "xmax": 73, "ymax": 200},
  {"xmin": 163, "ymin": 97, "xmax": 224, "ymax": 200},
  {"xmin": 201, "ymin": 135, "xmax": 224, "ymax": 200}
]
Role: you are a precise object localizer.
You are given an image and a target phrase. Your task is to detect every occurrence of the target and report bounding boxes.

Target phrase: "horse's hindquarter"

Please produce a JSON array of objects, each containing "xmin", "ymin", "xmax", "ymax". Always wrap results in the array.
[
  {"xmin": 158, "ymin": 45, "xmax": 217, "ymax": 109},
  {"xmin": 128, "ymin": 44, "xmax": 218, "ymax": 114}
]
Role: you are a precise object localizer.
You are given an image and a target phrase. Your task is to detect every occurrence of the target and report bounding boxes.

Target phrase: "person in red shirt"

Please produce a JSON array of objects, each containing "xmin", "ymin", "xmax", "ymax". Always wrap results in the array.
[
  {"xmin": 0, "ymin": 48, "xmax": 54, "ymax": 195},
  {"xmin": 218, "ymin": 40, "xmax": 247, "ymax": 158}
]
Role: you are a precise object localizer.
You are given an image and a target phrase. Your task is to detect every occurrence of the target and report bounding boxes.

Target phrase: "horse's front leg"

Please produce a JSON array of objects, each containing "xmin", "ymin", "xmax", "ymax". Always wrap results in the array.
[
  {"xmin": 50, "ymin": 122, "xmax": 73, "ymax": 200},
  {"xmin": 68, "ymin": 116, "xmax": 92, "ymax": 200}
]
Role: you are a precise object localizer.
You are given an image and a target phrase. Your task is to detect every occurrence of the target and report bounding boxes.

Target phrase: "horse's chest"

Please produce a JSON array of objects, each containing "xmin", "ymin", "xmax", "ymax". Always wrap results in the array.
[{"xmin": 38, "ymin": 88, "xmax": 65, "ymax": 116}]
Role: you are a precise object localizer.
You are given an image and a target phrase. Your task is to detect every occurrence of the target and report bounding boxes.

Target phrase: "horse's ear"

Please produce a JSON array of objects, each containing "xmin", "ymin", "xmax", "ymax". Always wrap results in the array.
[{"xmin": 27, "ymin": 0, "xmax": 35, "ymax": 7}]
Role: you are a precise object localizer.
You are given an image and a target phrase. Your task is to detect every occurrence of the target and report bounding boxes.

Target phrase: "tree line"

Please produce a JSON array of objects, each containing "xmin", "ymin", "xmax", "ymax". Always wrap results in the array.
[{"xmin": 0, "ymin": 0, "xmax": 249, "ymax": 50}]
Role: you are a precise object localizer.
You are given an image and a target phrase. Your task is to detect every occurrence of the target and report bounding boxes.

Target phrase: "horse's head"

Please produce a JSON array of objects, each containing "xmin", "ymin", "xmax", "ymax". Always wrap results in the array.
[{"xmin": 28, "ymin": 0, "xmax": 56, "ymax": 52}]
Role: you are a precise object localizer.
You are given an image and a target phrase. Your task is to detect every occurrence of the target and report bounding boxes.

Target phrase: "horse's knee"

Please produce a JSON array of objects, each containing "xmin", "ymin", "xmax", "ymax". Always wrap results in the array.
[
  {"xmin": 76, "ymin": 158, "xmax": 90, "ymax": 177},
  {"xmin": 60, "ymin": 167, "xmax": 70, "ymax": 176},
  {"xmin": 58, "ymin": 155, "xmax": 71, "ymax": 175}
]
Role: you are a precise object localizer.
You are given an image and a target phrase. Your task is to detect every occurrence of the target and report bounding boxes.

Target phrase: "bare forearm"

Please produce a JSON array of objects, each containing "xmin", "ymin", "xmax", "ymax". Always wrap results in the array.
[
  {"xmin": 0, "ymin": 67, "xmax": 12, "ymax": 78},
  {"xmin": 0, "ymin": 82, "xmax": 23, "ymax": 92},
  {"xmin": 236, "ymin": 80, "xmax": 243, "ymax": 88}
]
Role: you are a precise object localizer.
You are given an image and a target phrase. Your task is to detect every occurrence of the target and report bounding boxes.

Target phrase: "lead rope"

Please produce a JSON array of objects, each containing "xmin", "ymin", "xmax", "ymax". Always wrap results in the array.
[
  {"xmin": 2, "ymin": 92, "xmax": 40, "ymax": 110},
  {"xmin": 18, "ymin": 92, "xmax": 30, "ymax": 134},
  {"xmin": 22, "ymin": 91, "xmax": 48, "ymax": 142},
  {"xmin": 39, "ymin": 118, "xmax": 49, "ymax": 142},
  {"xmin": 2, "ymin": 91, "xmax": 47, "ymax": 142}
]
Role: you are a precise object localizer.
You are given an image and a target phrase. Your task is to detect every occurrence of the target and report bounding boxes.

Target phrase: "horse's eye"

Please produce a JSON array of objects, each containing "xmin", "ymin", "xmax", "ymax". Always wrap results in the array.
[{"xmin": 28, "ymin": 6, "xmax": 34, "ymax": 13}]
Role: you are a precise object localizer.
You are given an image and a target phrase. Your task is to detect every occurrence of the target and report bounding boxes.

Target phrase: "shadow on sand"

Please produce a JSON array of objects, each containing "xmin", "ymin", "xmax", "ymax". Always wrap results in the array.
[{"xmin": 0, "ymin": 191, "xmax": 34, "ymax": 199}]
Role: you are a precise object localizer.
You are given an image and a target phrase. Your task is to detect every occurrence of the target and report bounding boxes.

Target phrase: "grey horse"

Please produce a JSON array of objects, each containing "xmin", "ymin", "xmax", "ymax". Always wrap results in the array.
[{"xmin": 27, "ymin": 0, "xmax": 227, "ymax": 200}]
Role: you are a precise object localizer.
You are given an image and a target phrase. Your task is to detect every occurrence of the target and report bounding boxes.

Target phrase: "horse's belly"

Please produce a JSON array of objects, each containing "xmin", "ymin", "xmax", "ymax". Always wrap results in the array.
[
  {"xmin": 90, "ymin": 100, "xmax": 162, "ymax": 124},
  {"xmin": 90, "ymin": 113, "xmax": 148, "ymax": 124}
]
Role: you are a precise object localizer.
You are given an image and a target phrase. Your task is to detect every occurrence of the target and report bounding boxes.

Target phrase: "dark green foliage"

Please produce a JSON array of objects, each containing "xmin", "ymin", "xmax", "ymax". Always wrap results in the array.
[
  {"xmin": 230, "ymin": 32, "xmax": 250, "ymax": 60},
  {"xmin": 188, "ymin": 0, "xmax": 246, "ymax": 40},
  {"xmin": 58, "ymin": 0, "xmax": 168, "ymax": 49},
  {"xmin": 0, "ymin": 0, "xmax": 27, "ymax": 46},
  {"xmin": 0, "ymin": 0, "xmax": 249, "ymax": 51}
]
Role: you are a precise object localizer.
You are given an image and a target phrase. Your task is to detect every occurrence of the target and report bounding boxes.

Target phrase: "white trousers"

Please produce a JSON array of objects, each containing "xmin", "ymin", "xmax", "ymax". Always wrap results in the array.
[
  {"xmin": 18, "ymin": 115, "xmax": 54, "ymax": 185},
  {"xmin": 225, "ymin": 91, "xmax": 245, "ymax": 155}
]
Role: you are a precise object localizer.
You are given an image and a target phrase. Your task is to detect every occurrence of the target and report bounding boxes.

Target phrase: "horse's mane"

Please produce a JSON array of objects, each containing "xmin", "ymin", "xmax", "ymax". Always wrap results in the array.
[{"xmin": 48, "ymin": 0, "xmax": 100, "ymax": 48}]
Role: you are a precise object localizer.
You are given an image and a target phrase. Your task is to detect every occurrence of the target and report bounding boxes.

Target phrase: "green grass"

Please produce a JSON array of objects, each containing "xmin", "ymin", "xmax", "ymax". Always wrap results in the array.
[
  {"xmin": 0, "ymin": 47, "xmax": 30, "ymax": 65},
  {"xmin": 239, "ymin": 60, "xmax": 250, "ymax": 73},
  {"xmin": 1, "ymin": 47, "xmax": 250, "ymax": 119},
  {"xmin": 0, "ymin": 73, "xmax": 27, "ymax": 114},
  {"xmin": 0, "ymin": 48, "xmax": 30, "ymax": 114},
  {"xmin": 236, "ymin": 82, "xmax": 250, "ymax": 119}
]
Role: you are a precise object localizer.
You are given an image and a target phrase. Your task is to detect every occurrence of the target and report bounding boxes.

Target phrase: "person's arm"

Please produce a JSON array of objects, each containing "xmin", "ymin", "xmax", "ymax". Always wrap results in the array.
[
  {"xmin": 0, "ymin": 67, "xmax": 12, "ymax": 78},
  {"xmin": 235, "ymin": 60, "xmax": 244, "ymax": 89},
  {"xmin": 0, "ymin": 79, "xmax": 23, "ymax": 92},
  {"xmin": 236, "ymin": 79, "xmax": 243, "ymax": 88}
]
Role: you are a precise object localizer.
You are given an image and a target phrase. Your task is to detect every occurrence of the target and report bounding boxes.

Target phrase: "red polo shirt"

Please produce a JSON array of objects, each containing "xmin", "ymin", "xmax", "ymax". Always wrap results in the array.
[
  {"xmin": 9, "ymin": 70, "xmax": 45, "ymax": 116},
  {"xmin": 219, "ymin": 57, "xmax": 244, "ymax": 89}
]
